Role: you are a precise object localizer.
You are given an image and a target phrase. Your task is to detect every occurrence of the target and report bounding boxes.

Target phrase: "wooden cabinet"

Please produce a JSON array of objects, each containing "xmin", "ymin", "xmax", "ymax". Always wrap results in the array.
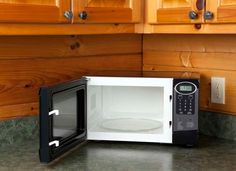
[
  {"xmin": 147, "ymin": 0, "xmax": 204, "ymax": 24},
  {"xmin": 147, "ymin": 0, "xmax": 236, "ymax": 24},
  {"xmin": 145, "ymin": 0, "xmax": 236, "ymax": 33},
  {"xmin": 73, "ymin": 0, "xmax": 141, "ymax": 23},
  {"xmin": 0, "ymin": 0, "xmax": 141, "ymax": 24},
  {"xmin": 0, "ymin": 0, "xmax": 71, "ymax": 23},
  {"xmin": 206, "ymin": 0, "xmax": 236, "ymax": 23},
  {"xmin": 0, "ymin": 0, "xmax": 142, "ymax": 35},
  {"xmin": 3, "ymin": 0, "xmax": 236, "ymax": 34}
]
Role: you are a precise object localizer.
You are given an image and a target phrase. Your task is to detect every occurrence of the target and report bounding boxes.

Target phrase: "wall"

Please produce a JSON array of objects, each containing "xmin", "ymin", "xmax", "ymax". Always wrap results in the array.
[
  {"xmin": 0, "ymin": 34, "xmax": 142, "ymax": 120},
  {"xmin": 2, "ymin": 34, "xmax": 236, "ymax": 119},
  {"xmin": 1, "ymin": 33, "xmax": 236, "ymax": 141},
  {"xmin": 143, "ymin": 34, "xmax": 236, "ymax": 115}
]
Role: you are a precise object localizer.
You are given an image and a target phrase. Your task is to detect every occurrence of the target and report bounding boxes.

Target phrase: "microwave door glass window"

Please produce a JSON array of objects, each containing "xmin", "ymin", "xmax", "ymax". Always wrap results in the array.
[{"xmin": 52, "ymin": 91, "xmax": 77, "ymax": 140}]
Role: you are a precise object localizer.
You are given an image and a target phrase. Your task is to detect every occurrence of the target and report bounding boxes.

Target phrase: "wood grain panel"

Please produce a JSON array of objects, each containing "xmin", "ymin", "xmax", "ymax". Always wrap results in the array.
[
  {"xmin": 143, "ymin": 71, "xmax": 200, "ymax": 80},
  {"xmin": 73, "ymin": 0, "xmax": 141, "ymax": 24},
  {"xmin": 0, "ymin": 34, "xmax": 142, "ymax": 120},
  {"xmin": 0, "ymin": 0, "xmax": 55, "ymax": 5},
  {"xmin": 144, "ymin": 23, "xmax": 236, "ymax": 34},
  {"xmin": 143, "ymin": 34, "xmax": 236, "ymax": 115},
  {"xmin": 0, "ymin": 24, "xmax": 136, "ymax": 35},
  {"xmin": 157, "ymin": 8, "xmax": 192, "ymax": 24},
  {"xmin": 79, "ymin": 7, "xmax": 133, "ymax": 23},
  {"xmin": 0, "ymin": 1, "xmax": 70, "ymax": 23},
  {"xmin": 0, "ymin": 55, "xmax": 141, "ymax": 119},
  {"xmin": 206, "ymin": 0, "xmax": 236, "ymax": 24},
  {"xmin": 144, "ymin": 34, "xmax": 236, "ymax": 53},
  {"xmin": 0, "ymin": 34, "xmax": 142, "ymax": 58},
  {"xmin": 217, "ymin": 6, "xmax": 236, "ymax": 23},
  {"xmin": 146, "ymin": 0, "xmax": 203, "ymax": 24},
  {"xmin": 0, "ymin": 102, "xmax": 38, "ymax": 120},
  {"xmin": 144, "ymin": 51, "xmax": 236, "ymax": 71},
  {"xmin": 87, "ymin": 0, "xmax": 129, "ymax": 8}
]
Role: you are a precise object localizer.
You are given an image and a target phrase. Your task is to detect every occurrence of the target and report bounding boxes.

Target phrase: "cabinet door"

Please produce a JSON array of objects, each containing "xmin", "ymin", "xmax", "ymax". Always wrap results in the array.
[
  {"xmin": 0, "ymin": 0, "xmax": 71, "ymax": 23},
  {"xmin": 39, "ymin": 79, "xmax": 87, "ymax": 163},
  {"xmin": 206, "ymin": 0, "xmax": 236, "ymax": 23},
  {"xmin": 147, "ymin": 0, "xmax": 204, "ymax": 24},
  {"xmin": 73, "ymin": 0, "xmax": 141, "ymax": 23}
]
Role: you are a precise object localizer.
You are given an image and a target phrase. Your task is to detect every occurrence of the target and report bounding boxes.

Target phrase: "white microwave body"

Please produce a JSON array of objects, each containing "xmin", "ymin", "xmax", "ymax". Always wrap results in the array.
[{"xmin": 39, "ymin": 76, "xmax": 199, "ymax": 163}]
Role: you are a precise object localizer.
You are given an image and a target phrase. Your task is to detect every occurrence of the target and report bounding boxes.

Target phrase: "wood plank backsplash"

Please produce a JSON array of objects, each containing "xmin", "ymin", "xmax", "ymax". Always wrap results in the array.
[
  {"xmin": 143, "ymin": 34, "xmax": 236, "ymax": 115},
  {"xmin": 0, "ymin": 34, "xmax": 142, "ymax": 120},
  {"xmin": 1, "ymin": 34, "xmax": 236, "ymax": 119}
]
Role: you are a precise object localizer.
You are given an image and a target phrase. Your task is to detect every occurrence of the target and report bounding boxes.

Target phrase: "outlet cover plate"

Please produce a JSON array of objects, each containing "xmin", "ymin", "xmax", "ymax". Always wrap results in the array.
[{"xmin": 211, "ymin": 77, "xmax": 225, "ymax": 104}]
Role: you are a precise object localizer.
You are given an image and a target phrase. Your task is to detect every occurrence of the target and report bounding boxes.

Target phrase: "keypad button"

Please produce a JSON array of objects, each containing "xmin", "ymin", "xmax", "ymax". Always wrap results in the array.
[
  {"xmin": 187, "ymin": 122, "xmax": 194, "ymax": 128},
  {"xmin": 176, "ymin": 93, "xmax": 195, "ymax": 115}
]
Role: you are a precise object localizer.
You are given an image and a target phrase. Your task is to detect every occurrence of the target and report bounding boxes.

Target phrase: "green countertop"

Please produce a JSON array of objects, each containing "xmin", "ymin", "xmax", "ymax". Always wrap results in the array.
[{"xmin": 0, "ymin": 136, "xmax": 236, "ymax": 171}]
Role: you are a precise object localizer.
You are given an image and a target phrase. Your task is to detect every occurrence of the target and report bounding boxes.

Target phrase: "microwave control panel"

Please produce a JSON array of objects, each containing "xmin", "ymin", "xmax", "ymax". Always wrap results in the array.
[{"xmin": 173, "ymin": 80, "xmax": 199, "ymax": 132}]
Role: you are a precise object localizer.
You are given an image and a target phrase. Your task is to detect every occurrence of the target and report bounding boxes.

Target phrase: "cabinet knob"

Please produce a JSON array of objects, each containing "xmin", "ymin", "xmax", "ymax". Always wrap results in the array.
[
  {"xmin": 189, "ymin": 11, "xmax": 199, "ymax": 20},
  {"xmin": 79, "ymin": 11, "xmax": 88, "ymax": 20},
  {"xmin": 204, "ymin": 11, "xmax": 214, "ymax": 20},
  {"xmin": 64, "ymin": 11, "xmax": 73, "ymax": 20}
]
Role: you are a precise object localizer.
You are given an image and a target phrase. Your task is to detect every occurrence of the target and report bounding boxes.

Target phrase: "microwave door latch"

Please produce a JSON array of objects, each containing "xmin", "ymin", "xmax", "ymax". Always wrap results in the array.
[
  {"xmin": 48, "ymin": 110, "xmax": 60, "ymax": 148},
  {"xmin": 49, "ymin": 110, "xmax": 59, "ymax": 116},
  {"xmin": 49, "ymin": 140, "xmax": 60, "ymax": 147}
]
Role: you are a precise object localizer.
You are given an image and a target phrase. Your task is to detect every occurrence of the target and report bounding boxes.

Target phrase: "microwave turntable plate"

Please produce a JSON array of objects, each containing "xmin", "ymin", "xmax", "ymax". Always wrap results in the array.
[{"xmin": 101, "ymin": 118, "xmax": 163, "ymax": 132}]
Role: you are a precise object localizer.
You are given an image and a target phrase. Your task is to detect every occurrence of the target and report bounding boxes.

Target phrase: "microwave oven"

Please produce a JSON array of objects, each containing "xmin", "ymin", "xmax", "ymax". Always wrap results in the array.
[{"xmin": 39, "ymin": 76, "xmax": 199, "ymax": 163}]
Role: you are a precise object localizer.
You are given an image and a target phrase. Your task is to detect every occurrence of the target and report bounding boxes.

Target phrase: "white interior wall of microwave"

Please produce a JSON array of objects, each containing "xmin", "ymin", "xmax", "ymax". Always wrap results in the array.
[
  {"xmin": 87, "ymin": 86, "xmax": 164, "ymax": 130},
  {"xmin": 102, "ymin": 86, "xmax": 164, "ymax": 120},
  {"xmin": 86, "ymin": 77, "xmax": 173, "ymax": 143}
]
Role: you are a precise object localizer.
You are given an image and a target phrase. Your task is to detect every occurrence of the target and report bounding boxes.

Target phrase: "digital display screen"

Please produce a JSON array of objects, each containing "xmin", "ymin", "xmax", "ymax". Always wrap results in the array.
[{"xmin": 180, "ymin": 86, "xmax": 192, "ymax": 92}]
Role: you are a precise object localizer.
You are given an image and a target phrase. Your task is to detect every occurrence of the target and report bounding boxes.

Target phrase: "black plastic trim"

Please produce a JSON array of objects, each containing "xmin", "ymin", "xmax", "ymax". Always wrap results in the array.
[
  {"xmin": 39, "ymin": 78, "xmax": 87, "ymax": 163},
  {"xmin": 173, "ymin": 130, "xmax": 199, "ymax": 146},
  {"xmin": 172, "ymin": 79, "xmax": 200, "ymax": 146}
]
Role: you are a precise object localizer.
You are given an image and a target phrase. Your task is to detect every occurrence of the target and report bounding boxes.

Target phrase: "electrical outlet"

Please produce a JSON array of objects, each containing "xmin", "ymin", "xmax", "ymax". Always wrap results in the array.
[{"xmin": 211, "ymin": 77, "xmax": 225, "ymax": 104}]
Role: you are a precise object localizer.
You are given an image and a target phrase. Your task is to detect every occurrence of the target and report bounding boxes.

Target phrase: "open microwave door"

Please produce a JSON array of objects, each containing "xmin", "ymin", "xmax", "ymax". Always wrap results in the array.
[{"xmin": 39, "ymin": 78, "xmax": 87, "ymax": 163}]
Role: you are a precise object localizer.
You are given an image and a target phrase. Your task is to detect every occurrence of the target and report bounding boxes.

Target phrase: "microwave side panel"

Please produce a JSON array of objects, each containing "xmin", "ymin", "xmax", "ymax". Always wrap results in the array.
[{"xmin": 86, "ymin": 77, "xmax": 174, "ymax": 144}]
